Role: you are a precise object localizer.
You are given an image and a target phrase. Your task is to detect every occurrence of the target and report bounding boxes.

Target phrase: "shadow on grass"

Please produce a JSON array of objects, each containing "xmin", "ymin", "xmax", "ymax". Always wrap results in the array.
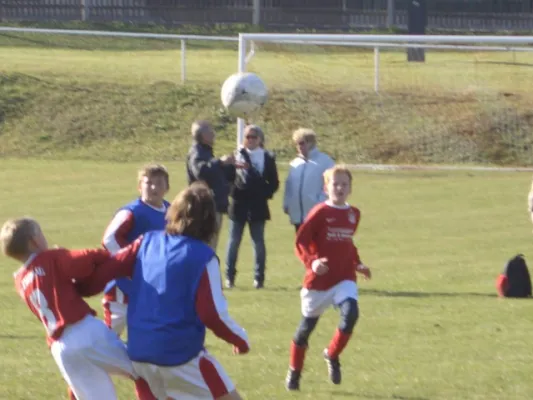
[
  {"xmin": 224, "ymin": 286, "xmax": 301, "ymax": 292},
  {"xmin": 360, "ymin": 289, "xmax": 496, "ymax": 298},
  {"xmin": 229, "ymin": 287, "xmax": 504, "ymax": 298},
  {"xmin": 322, "ymin": 390, "xmax": 430, "ymax": 400},
  {"xmin": 0, "ymin": 334, "xmax": 39, "ymax": 340},
  {"xmin": 476, "ymin": 61, "xmax": 533, "ymax": 68}
]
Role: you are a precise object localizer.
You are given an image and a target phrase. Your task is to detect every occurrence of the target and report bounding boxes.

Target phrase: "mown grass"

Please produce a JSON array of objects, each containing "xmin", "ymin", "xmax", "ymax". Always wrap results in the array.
[
  {"xmin": 0, "ymin": 25, "xmax": 533, "ymax": 165},
  {"xmin": 1, "ymin": 159, "xmax": 533, "ymax": 400}
]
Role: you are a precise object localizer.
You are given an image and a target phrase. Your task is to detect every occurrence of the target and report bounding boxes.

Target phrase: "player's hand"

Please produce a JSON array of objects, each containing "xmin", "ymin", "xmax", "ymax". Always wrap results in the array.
[
  {"xmin": 312, "ymin": 258, "xmax": 329, "ymax": 275},
  {"xmin": 233, "ymin": 345, "xmax": 249, "ymax": 355},
  {"xmin": 235, "ymin": 162, "xmax": 249, "ymax": 169},
  {"xmin": 356, "ymin": 264, "xmax": 371, "ymax": 280}
]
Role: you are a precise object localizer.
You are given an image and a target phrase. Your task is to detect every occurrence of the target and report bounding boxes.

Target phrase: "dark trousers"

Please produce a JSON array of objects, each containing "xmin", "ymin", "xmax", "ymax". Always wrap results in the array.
[{"xmin": 225, "ymin": 219, "xmax": 266, "ymax": 283}]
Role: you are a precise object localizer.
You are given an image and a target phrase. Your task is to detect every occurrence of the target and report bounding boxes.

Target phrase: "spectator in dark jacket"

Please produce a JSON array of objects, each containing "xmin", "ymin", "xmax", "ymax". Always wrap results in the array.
[
  {"xmin": 225, "ymin": 125, "xmax": 279, "ymax": 289},
  {"xmin": 186, "ymin": 120, "xmax": 236, "ymax": 250}
]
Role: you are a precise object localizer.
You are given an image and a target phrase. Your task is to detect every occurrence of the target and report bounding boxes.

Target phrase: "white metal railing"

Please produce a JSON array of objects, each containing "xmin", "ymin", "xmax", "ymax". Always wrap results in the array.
[{"xmin": 0, "ymin": 27, "xmax": 238, "ymax": 83}]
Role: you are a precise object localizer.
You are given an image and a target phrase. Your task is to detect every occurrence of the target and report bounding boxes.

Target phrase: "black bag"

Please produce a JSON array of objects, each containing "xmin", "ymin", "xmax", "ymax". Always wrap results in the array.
[{"xmin": 501, "ymin": 254, "xmax": 532, "ymax": 298}]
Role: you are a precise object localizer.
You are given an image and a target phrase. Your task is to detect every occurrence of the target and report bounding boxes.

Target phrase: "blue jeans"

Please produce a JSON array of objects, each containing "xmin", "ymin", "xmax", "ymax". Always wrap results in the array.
[{"xmin": 225, "ymin": 219, "xmax": 266, "ymax": 283}]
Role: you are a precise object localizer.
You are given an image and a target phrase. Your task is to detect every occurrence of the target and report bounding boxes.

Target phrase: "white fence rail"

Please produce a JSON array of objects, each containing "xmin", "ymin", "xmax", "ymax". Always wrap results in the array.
[{"xmin": 0, "ymin": 27, "xmax": 238, "ymax": 84}]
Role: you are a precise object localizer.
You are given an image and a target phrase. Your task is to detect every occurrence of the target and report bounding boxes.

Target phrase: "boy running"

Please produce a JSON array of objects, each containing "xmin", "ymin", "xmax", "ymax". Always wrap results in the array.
[{"xmin": 285, "ymin": 165, "xmax": 371, "ymax": 391}]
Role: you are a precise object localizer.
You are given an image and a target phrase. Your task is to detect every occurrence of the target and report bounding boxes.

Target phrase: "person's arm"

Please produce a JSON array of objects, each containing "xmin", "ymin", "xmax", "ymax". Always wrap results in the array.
[
  {"xmin": 73, "ymin": 238, "xmax": 141, "ymax": 297},
  {"xmin": 102, "ymin": 210, "xmax": 134, "ymax": 254},
  {"xmin": 265, "ymin": 154, "xmax": 280, "ymax": 199},
  {"xmin": 223, "ymin": 163, "xmax": 236, "ymax": 183},
  {"xmin": 196, "ymin": 257, "xmax": 249, "ymax": 353},
  {"xmin": 188, "ymin": 150, "xmax": 223, "ymax": 183},
  {"xmin": 60, "ymin": 248, "xmax": 112, "ymax": 281},
  {"xmin": 317, "ymin": 154, "xmax": 335, "ymax": 202},
  {"xmin": 283, "ymin": 167, "xmax": 293, "ymax": 213},
  {"xmin": 294, "ymin": 206, "xmax": 322, "ymax": 268}
]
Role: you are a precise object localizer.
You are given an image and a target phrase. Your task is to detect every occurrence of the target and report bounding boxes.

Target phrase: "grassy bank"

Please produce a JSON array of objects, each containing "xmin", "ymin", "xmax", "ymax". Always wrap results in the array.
[{"xmin": 0, "ymin": 23, "xmax": 532, "ymax": 164}]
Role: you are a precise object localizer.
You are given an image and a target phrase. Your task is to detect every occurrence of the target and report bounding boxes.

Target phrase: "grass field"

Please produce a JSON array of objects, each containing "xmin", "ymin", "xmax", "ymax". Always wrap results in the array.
[
  {"xmin": 1, "ymin": 24, "xmax": 533, "ymax": 399},
  {"xmin": 0, "ymin": 27, "xmax": 533, "ymax": 164},
  {"xmin": 1, "ymin": 159, "xmax": 533, "ymax": 400}
]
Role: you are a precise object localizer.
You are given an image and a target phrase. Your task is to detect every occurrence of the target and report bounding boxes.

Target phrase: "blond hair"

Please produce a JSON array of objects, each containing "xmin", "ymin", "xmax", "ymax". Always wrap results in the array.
[
  {"xmin": 166, "ymin": 181, "xmax": 217, "ymax": 244},
  {"xmin": 0, "ymin": 217, "xmax": 41, "ymax": 258},
  {"xmin": 292, "ymin": 128, "xmax": 317, "ymax": 146},
  {"xmin": 323, "ymin": 165, "xmax": 353, "ymax": 186},
  {"xmin": 138, "ymin": 163, "xmax": 170, "ymax": 188}
]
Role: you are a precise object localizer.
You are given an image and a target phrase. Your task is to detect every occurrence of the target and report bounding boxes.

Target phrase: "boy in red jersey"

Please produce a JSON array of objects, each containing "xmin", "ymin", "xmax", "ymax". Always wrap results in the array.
[
  {"xmin": 285, "ymin": 165, "xmax": 371, "ymax": 391},
  {"xmin": 1, "ymin": 217, "xmax": 134, "ymax": 400}
]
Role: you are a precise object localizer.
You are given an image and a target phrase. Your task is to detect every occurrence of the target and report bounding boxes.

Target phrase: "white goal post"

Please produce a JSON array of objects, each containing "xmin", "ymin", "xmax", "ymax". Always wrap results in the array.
[{"xmin": 236, "ymin": 33, "xmax": 533, "ymax": 147}]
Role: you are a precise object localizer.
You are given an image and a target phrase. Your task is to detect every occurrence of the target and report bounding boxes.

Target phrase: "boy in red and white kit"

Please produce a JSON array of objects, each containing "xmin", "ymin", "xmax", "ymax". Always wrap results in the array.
[
  {"xmin": 285, "ymin": 165, "xmax": 371, "ymax": 391},
  {"xmin": 1, "ymin": 218, "xmax": 134, "ymax": 400}
]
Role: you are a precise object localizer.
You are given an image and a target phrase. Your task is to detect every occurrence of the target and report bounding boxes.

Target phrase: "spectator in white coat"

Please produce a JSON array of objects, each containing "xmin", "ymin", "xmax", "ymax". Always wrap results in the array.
[{"xmin": 283, "ymin": 128, "xmax": 335, "ymax": 232}]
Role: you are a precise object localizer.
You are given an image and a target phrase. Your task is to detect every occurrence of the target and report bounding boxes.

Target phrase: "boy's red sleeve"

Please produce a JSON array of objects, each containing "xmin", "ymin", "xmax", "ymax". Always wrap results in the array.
[
  {"xmin": 496, "ymin": 274, "xmax": 508, "ymax": 297},
  {"xmin": 61, "ymin": 248, "xmax": 112, "ymax": 281},
  {"xmin": 195, "ymin": 257, "xmax": 249, "ymax": 352},
  {"xmin": 295, "ymin": 205, "xmax": 321, "ymax": 268},
  {"xmin": 74, "ymin": 237, "xmax": 141, "ymax": 297}
]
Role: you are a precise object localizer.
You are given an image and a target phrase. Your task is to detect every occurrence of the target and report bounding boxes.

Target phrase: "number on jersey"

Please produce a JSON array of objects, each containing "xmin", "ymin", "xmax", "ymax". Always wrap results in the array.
[{"xmin": 29, "ymin": 289, "xmax": 57, "ymax": 335}]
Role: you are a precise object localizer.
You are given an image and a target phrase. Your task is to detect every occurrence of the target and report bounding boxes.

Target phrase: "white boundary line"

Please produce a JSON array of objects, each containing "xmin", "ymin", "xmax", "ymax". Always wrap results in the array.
[
  {"xmin": 275, "ymin": 161, "xmax": 533, "ymax": 172},
  {"xmin": 338, "ymin": 163, "xmax": 533, "ymax": 173}
]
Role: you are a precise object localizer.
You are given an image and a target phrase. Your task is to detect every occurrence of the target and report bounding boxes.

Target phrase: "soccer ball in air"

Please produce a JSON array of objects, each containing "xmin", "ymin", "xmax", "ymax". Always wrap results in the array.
[{"xmin": 220, "ymin": 72, "xmax": 268, "ymax": 118}]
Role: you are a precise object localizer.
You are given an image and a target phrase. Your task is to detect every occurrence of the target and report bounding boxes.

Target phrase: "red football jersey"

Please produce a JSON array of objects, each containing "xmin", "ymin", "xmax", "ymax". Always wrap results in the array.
[
  {"xmin": 295, "ymin": 202, "xmax": 362, "ymax": 291},
  {"xmin": 13, "ymin": 248, "xmax": 110, "ymax": 346}
]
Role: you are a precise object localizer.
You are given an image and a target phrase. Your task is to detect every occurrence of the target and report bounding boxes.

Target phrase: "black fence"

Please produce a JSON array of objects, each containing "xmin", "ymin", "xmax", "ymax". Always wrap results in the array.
[{"xmin": 1, "ymin": 0, "xmax": 533, "ymax": 31}]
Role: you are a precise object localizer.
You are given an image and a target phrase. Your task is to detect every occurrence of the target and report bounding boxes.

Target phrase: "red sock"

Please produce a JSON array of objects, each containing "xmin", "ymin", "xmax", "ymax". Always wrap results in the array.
[
  {"xmin": 67, "ymin": 387, "xmax": 76, "ymax": 400},
  {"xmin": 289, "ymin": 341, "xmax": 308, "ymax": 371},
  {"xmin": 134, "ymin": 378, "xmax": 156, "ymax": 400},
  {"xmin": 326, "ymin": 328, "xmax": 352, "ymax": 359},
  {"xmin": 135, "ymin": 377, "xmax": 156, "ymax": 400}
]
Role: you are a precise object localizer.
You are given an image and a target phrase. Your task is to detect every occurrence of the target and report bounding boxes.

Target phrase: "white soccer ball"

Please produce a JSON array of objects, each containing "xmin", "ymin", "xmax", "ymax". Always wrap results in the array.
[{"xmin": 220, "ymin": 72, "xmax": 268, "ymax": 118}]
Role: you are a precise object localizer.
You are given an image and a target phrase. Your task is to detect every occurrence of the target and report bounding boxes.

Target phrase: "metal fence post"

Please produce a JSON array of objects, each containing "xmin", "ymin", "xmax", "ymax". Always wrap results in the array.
[
  {"xmin": 252, "ymin": 0, "xmax": 260, "ymax": 25},
  {"xmin": 80, "ymin": 0, "xmax": 90, "ymax": 21},
  {"xmin": 387, "ymin": 0, "xmax": 395, "ymax": 28},
  {"xmin": 181, "ymin": 39, "xmax": 186, "ymax": 83}
]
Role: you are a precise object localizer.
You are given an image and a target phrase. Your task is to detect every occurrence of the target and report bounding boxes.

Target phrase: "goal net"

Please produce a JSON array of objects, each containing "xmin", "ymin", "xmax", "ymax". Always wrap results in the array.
[{"xmin": 237, "ymin": 34, "xmax": 533, "ymax": 167}]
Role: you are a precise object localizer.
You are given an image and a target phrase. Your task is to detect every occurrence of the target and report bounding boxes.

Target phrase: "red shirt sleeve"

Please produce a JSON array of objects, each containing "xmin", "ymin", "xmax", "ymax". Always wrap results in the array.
[
  {"xmin": 59, "ymin": 248, "xmax": 111, "ymax": 281},
  {"xmin": 195, "ymin": 257, "xmax": 249, "ymax": 352},
  {"xmin": 295, "ymin": 204, "xmax": 322, "ymax": 268},
  {"xmin": 74, "ymin": 237, "xmax": 141, "ymax": 297},
  {"xmin": 102, "ymin": 210, "xmax": 134, "ymax": 254}
]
